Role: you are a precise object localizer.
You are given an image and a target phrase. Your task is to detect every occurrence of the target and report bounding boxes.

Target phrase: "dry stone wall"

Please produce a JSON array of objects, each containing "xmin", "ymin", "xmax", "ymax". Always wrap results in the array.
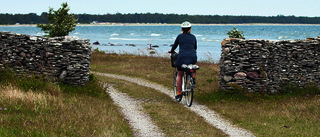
[
  {"xmin": 219, "ymin": 37, "xmax": 320, "ymax": 93},
  {"xmin": 0, "ymin": 31, "xmax": 92, "ymax": 86}
]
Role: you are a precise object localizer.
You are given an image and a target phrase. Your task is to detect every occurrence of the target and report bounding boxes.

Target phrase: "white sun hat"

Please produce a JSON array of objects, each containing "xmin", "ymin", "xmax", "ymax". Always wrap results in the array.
[{"xmin": 181, "ymin": 21, "xmax": 192, "ymax": 28}]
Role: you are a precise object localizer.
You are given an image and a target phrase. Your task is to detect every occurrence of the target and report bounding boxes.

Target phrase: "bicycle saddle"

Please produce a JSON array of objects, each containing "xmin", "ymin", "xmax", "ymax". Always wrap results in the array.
[{"xmin": 181, "ymin": 64, "xmax": 200, "ymax": 70}]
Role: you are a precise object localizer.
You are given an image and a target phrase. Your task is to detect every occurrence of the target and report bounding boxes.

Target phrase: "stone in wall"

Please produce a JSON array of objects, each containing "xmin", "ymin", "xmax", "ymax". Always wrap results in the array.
[
  {"xmin": 0, "ymin": 32, "xmax": 92, "ymax": 86},
  {"xmin": 220, "ymin": 38, "xmax": 269, "ymax": 92},
  {"xmin": 219, "ymin": 36, "xmax": 320, "ymax": 93}
]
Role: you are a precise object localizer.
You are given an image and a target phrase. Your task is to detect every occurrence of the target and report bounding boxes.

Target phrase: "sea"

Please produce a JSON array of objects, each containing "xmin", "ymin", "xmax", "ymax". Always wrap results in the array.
[{"xmin": 1, "ymin": 24, "xmax": 320, "ymax": 62}]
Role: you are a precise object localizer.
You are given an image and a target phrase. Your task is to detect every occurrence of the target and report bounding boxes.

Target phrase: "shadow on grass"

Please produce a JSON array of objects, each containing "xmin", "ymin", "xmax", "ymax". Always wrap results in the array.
[
  {"xmin": 0, "ymin": 68, "xmax": 106, "ymax": 98},
  {"xmin": 197, "ymin": 84, "xmax": 320, "ymax": 103}
]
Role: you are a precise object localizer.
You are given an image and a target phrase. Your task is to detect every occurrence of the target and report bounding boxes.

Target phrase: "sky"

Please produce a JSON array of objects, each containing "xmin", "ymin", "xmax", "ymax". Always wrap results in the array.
[{"xmin": 1, "ymin": 0, "xmax": 320, "ymax": 17}]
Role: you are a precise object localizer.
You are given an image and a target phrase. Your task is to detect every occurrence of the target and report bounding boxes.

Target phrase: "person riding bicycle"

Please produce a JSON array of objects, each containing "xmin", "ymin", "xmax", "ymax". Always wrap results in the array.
[{"xmin": 169, "ymin": 21, "xmax": 197, "ymax": 101}]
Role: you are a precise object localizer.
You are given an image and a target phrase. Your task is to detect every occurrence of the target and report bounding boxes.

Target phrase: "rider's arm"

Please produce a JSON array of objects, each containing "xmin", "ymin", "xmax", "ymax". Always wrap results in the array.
[
  {"xmin": 194, "ymin": 38, "xmax": 197, "ymax": 51},
  {"xmin": 171, "ymin": 35, "xmax": 179, "ymax": 52}
]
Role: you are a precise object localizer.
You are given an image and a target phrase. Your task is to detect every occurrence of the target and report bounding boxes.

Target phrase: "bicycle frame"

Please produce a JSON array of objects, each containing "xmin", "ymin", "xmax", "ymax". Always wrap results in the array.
[
  {"xmin": 181, "ymin": 70, "xmax": 195, "ymax": 92},
  {"xmin": 174, "ymin": 64, "xmax": 199, "ymax": 107}
]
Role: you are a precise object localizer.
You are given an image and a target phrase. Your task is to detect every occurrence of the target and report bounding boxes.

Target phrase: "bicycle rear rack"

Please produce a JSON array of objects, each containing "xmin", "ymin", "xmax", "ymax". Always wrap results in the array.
[{"xmin": 181, "ymin": 64, "xmax": 200, "ymax": 70}]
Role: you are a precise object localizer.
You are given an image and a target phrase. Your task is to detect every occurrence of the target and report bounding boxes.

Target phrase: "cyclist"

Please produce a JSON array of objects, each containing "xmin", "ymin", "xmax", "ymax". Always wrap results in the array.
[{"xmin": 169, "ymin": 21, "xmax": 197, "ymax": 101}]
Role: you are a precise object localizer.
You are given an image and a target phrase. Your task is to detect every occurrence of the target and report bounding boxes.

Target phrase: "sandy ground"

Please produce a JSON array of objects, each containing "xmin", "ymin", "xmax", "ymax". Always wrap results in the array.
[
  {"xmin": 105, "ymin": 84, "xmax": 165, "ymax": 137},
  {"xmin": 94, "ymin": 72, "xmax": 255, "ymax": 137}
]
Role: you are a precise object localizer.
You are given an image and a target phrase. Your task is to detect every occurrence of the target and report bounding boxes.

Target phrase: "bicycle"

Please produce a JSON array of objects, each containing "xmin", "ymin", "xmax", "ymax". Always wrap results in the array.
[{"xmin": 170, "ymin": 51, "xmax": 199, "ymax": 107}]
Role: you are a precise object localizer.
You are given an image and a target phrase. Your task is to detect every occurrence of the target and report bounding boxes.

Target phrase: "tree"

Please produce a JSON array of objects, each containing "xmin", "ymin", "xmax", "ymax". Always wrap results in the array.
[{"xmin": 37, "ymin": 2, "xmax": 77, "ymax": 37}]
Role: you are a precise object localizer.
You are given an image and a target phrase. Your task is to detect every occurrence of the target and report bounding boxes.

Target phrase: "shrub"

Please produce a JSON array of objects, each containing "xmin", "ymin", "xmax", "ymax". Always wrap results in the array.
[
  {"xmin": 227, "ymin": 27, "xmax": 244, "ymax": 38},
  {"xmin": 37, "ymin": 2, "xmax": 77, "ymax": 37}
]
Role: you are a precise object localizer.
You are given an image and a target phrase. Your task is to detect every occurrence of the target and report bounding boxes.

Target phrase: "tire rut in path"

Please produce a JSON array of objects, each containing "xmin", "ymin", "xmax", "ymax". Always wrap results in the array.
[
  {"xmin": 94, "ymin": 72, "xmax": 255, "ymax": 137},
  {"xmin": 105, "ymin": 84, "xmax": 165, "ymax": 137}
]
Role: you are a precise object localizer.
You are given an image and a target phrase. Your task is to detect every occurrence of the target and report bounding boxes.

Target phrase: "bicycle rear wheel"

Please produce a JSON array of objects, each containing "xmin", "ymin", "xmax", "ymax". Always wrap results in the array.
[
  {"xmin": 173, "ymin": 71, "xmax": 181, "ymax": 102},
  {"xmin": 185, "ymin": 74, "xmax": 194, "ymax": 107}
]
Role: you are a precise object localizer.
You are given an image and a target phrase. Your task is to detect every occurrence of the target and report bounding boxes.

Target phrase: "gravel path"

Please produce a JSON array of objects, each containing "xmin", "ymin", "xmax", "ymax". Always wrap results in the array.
[
  {"xmin": 95, "ymin": 72, "xmax": 255, "ymax": 137},
  {"xmin": 105, "ymin": 84, "xmax": 165, "ymax": 137}
]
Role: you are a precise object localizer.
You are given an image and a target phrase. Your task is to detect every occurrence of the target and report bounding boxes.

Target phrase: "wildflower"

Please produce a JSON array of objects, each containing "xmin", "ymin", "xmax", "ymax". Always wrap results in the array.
[
  {"xmin": 4, "ymin": 108, "xmax": 6, "ymax": 110},
  {"xmin": 0, "ymin": 108, "xmax": 2, "ymax": 110},
  {"xmin": 43, "ymin": 113, "xmax": 44, "ymax": 114},
  {"xmin": 307, "ymin": 94, "xmax": 310, "ymax": 96},
  {"xmin": 302, "ymin": 106, "xmax": 304, "ymax": 108},
  {"xmin": 27, "ymin": 123, "xmax": 29, "ymax": 125},
  {"xmin": 295, "ymin": 97, "xmax": 297, "ymax": 99}
]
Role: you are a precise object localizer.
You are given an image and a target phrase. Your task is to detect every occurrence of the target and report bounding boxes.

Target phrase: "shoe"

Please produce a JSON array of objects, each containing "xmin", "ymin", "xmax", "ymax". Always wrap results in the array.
[{"xmin": 175, "ymin": 94, "xmax": 182, "ymax": 102}]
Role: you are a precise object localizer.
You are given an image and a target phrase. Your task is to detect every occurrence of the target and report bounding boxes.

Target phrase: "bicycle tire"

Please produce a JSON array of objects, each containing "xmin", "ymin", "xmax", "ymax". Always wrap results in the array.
[
  {"xmin": 185, "ymin": 74, "xmax": 194, "ymax": 107},
  {"xmin": 173, "ymin": 71, "xmax": 181, "ymax": 102}
]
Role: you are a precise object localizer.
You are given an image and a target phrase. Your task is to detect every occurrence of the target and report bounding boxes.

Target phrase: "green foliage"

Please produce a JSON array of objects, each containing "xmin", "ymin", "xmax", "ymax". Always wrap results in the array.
[
  {"xmin": 58, "ymin": 73, "xmax": 107, "ymax": 98},
  {"xmin": 93, "ymin": 48, "xmax": 106, "ymax": 54},
  {"xmin": 278, "ymin": 82, "xmax": 320, "ymax": 96},
  {"xmin": 37, "ymin": 2, "xmax": 77, "ymax": 37},
  {"xmin": 197, "ymin": 84, "xmax": 320, "ymax": 103},
  {"xmin": 0, "ymin": 68, "xmax": 15, "ymax": 84},
  {"xmin": 16, "ymin": 75, "xmax": 49, "ymax": 92},
  {"xmin": 2, "ymin": 13, "xmax": 320, "ymax": 25},
  {"xmin": 227, "ymin": 27, "xmax": 244, "ymax": 38}
]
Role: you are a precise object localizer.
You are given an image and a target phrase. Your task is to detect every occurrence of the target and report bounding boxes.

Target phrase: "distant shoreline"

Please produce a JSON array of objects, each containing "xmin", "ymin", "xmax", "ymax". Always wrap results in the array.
[{"xmin": 1, "ymin": 23, "xmax": 320, "ymax": 27}]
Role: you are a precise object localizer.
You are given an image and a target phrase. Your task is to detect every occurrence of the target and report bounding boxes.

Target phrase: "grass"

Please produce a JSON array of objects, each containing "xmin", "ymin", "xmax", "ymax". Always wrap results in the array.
[
  {"xmin": 200, "ymin": 88, "xmax": 320, "ymax": 136},
  {"xmin": 91, "ymin": 51, "xmax": 320, "ymax": 137},
  {"xmin": 0, "ymin": 68, "xmax": 133, "ymax": 136}
]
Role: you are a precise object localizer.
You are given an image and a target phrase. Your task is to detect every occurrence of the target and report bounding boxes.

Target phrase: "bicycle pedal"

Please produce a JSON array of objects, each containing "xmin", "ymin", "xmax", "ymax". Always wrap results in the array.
[{"xmin": 182, "ymin": 92, "xmax": 186, "ymax": 96}]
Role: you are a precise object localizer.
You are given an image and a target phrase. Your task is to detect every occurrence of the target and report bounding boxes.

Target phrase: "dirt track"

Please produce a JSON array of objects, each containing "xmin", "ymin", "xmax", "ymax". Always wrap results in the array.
[{"xmin": 94, "ymin": 72, "xmax": 255, "ymax": 137}]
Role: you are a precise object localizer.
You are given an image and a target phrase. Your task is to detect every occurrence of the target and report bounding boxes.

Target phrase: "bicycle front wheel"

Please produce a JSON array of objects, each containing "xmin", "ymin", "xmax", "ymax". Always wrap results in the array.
[{"xmin": 185, "ymin": 74, "xmax": 194, "ymax": 107}]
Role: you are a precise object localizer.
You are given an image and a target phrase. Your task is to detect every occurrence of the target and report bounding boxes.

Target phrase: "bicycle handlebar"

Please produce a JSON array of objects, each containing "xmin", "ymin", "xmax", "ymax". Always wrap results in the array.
[{"xmin": 168, "ymin": 50, "xmax": 177, "ymax": 54}]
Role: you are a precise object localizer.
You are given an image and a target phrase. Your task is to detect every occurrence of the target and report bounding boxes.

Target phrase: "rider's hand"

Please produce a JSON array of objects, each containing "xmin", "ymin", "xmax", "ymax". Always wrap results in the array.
[{"xmin": 168, "ymin": 49, "xmax": 171, "ymax": 53}]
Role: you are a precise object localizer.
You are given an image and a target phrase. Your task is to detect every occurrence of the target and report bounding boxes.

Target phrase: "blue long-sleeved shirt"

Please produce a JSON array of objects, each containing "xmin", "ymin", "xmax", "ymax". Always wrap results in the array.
[{"xmin": 171, "ymin": 33, "xmax": 197, "ymax": 67}]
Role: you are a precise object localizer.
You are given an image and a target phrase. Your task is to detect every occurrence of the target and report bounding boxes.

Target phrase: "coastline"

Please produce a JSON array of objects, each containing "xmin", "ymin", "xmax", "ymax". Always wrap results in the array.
[{"xmin": 1, "ymin": 23, "xmax": 320, "ymax": 27}]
